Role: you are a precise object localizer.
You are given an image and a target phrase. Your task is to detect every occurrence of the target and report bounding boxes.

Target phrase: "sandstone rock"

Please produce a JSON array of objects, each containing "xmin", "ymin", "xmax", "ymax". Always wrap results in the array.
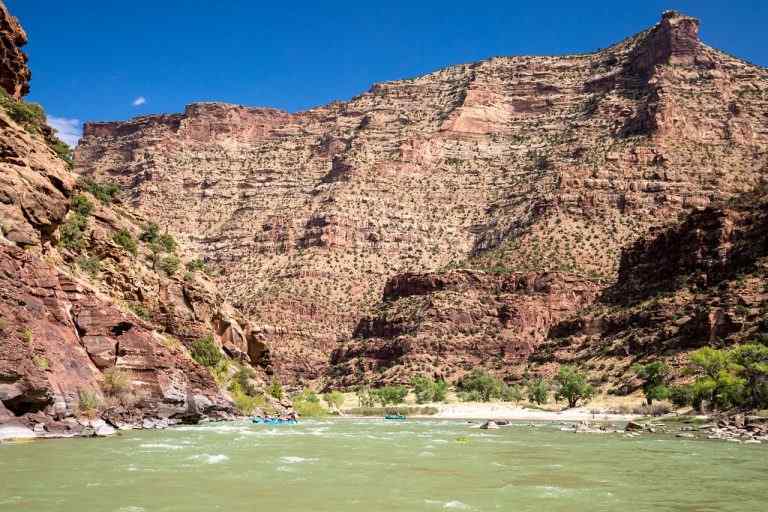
[{"xmin": 0, "ymin": 1, "xmax": 30, "ymax": 99}]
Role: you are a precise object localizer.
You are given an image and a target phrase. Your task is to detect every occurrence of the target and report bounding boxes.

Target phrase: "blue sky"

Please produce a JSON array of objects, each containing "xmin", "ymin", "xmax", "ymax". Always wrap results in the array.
[{"xmin": 6, "ymin": 0, "xmax": 766, "ymax": 146}]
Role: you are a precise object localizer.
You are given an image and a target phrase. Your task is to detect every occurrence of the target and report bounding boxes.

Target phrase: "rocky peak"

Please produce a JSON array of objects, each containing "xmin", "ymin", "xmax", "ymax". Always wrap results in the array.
[
  {"xmin": 629, "ymin": 11, "xmax": 701, "ymax": 80},
  {"xmin": 0, "ymin": 0, "xmax": 31, "ymax": 99}
]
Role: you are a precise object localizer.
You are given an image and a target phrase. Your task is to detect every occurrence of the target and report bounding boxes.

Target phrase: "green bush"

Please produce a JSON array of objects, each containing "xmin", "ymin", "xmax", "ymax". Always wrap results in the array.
[
  {"xmin": 411, "ymin": 376, "xmax": 448, "ymax": 403},
  {"xmin": 322, "ymin": 390, "xmax": 345, "ymax": 410},
  {"xmin": 113, "ymin": 229, "xmax": 137, "ymax": 255},
  {"xmin": 371, "ymin": 385, "xmax": 408, "ymax": 406},
  {"xmin": 139, "ymin": 223, "xmax": 160, "ymax": 243},
  {"xmin": 669, "ymin": 384, "xmax": 694, "ymax": 407},
  {"xmin": 233, "ymin": 367, "xmax": 258, "ymax": 396},
  {"xmin": 70, "ymin": 194, "xmax": 94, "ymax": 216},
  {"xmin": 190, "ymin": 335, "xmax": 223, "ymax": 368},
  {"xmin": 554, "ymin": 366, "xmax": 594, "ymax": 408},
  {"xmin": 527, "ymin": 378, "xmax": 550, "ymax": 405},
  {"xmin": 60, "ymin": 213, "xmax": 88, "ymax": 250},
  {"xmin": 159, "ymin": 255, "xmax": 181, "ymax": 275},
  {"xmin": 267, "ymin": 379, "xmax": 284, "ymax": 399},
  {"xmin": 76, "ymin": 389, "xmax": 103, "ymax": 418},
  {"xmin": 186, "ymin": 258, "xmax": 207, "ymax": 273},
  {"xmin": 78, "ymin": 177, "xmax": 121, "ymax": 204},
  {"xmin": 159, "ymin": 233, "xmax": 177, "ymax": 253},
  {"xmin": 356, "ymin": 385, "xmax": 376, "ymax": 407},
  {"xmin": 457, "ymin": 369, "xmax": 502, "ymax": 402},
  {"xmin": 631, "ymin": 362, "xmax": 670, "ymax": 405},
  {"xmin": 501, "ymin": 383, "xmax": 523, "ymax": 403},
  {"xmin": 52, "ymin": 140, "xmax": 73, "ymax": 168},
  {"xmin": 76, "ymin": 256, "xmax": 101, "ymax": 277},
  {"xmin": 129, "ymin": 303, "xmax": 151, "ymax": 321}
]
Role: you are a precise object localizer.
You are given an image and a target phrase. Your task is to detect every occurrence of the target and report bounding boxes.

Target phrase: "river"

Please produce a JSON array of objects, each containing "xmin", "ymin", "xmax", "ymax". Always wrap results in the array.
[{"xmin": 1, "ymin": 419, "xmax": 765, "ymax": 511}]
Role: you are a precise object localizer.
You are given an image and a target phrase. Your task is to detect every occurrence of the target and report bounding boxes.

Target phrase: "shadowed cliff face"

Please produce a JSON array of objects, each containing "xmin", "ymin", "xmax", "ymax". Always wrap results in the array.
[
  {"xmin": 75, "ymin": 11, "xmax": 768, "ymax": 383},
  {"xmin": 0, "ymin": 3, "xmax": 284, "ymax": 435},
  {"xmin": 527, "ymin": 189, "xmax": 768, "ymax": 389}
]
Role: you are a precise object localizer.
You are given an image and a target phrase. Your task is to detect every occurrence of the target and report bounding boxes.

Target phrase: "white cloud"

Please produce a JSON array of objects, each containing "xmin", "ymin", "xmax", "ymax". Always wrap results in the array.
[
  {"xmin": 47, "ymin": 116, "xmax": 82, "ymax": 148},
  {"xmin": 132, "ymin": 96, "xmax": 147, "ymax": 107}
]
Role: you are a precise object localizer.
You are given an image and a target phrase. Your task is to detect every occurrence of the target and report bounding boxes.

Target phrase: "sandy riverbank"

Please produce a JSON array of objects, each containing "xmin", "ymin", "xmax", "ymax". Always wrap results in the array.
[{"xmin": 424, "ymin": 403, "xmax": 638, "ymax": 422}]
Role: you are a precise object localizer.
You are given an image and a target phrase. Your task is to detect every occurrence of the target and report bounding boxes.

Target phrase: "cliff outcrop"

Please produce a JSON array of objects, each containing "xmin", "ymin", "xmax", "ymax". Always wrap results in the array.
[{"xmin": 0, "ymin": 3, "xmax": 276, "ymax": 438}]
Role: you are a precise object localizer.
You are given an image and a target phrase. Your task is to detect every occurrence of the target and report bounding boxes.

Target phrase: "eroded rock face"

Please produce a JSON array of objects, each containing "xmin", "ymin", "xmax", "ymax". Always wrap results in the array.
[
  {"xmin": 329, "ymin": 270, "xmax": 600, "ymax": 385},
  {"xmin": 531, "ymin": 189, "xmax": 768, "ymax": 385},
  {"xmin": 0, "ymin": 1, "xmax": 30, "ymax": 99},
  {"xmin": 75, "ymin": 12, "xmax": 768, "ymax": 382},
  {"xmin": 0, "ymin": 246, "xmax": 231, "ymax": 425}
]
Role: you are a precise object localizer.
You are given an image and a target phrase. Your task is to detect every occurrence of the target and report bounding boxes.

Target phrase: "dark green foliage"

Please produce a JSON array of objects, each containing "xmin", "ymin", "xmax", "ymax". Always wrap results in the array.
[
  {"xmin": 70, "ymin": 194, "xmax": 93, "ymax": 216},
  {"xmin": 527, "ymin": 378, "xmax": 550, "ymax": 405},
  {"xmin": 190, "ymin": 335, "xmax": 223, "ymax": 368},
  {"xmin": 554, "ymin": 366, "xmax": 594, "ymax": 408},
  {"xmin": 631, "ymin": 362, "xmax": 670, "ymax": 405},
  {"xmin": 669, "ymin": 384, "xmax": 694, "ymax": 407},
  {"xmin": 139, "ymin": 223, "xmax": 160, "ymax": 243},
  {"xmin": 159, "ymin": 255, "xmax": 181, "ymax": 275},
  {"xmin": 186, "ymin": 258, "xmax": 207, "ymax": 273},
  {"xmin": 113, "ymin": 229, "xmax": 137, "ymax": 255},
  {"xmin": 457, "ymin": 369, "xmax": 502, "ymax": 402},
  {"xmin": 77, "ymin": 176, "xmax": 120, "ymax": 204},
  {"xmin": 158, "ymin": 233, "xmax": 177, "ymax": 253},
  {"xmin": 0, "ymin": 90, "xmax": 45, "ymax": 129},
  {"xmin": 728, "ymin": 344, "xmax": 768, "ymax": 409},
  {"xmin": 411, "ymin": 375, "xmax": 448, "ymax": 403}
]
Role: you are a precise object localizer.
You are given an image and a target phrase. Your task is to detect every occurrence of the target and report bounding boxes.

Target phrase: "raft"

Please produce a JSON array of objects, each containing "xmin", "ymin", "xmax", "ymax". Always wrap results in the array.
[
  {"xmin": 384, "ymin": 415, "xmax": 406, "ymax": 421},
  {"xmin": 252, "ymin": 417, "xmax": 298, "ymax": 425}
]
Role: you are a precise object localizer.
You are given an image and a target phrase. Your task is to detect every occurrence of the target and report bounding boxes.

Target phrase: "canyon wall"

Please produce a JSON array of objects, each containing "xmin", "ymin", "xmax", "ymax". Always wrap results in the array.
[{"xmin": 75, "ymin": 11, "xmax": 768, "ymax": 384}]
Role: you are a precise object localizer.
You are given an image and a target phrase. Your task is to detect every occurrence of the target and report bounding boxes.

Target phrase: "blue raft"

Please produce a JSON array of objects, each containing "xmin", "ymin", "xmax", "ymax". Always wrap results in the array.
[{"xmin": 252, "ymin": 417, "xmax": 298, "ymax": 425}]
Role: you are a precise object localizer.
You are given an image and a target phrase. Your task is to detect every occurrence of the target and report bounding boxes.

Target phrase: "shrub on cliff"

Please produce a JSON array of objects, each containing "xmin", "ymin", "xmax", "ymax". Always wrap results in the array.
[
  {"xmin": 190, "ymin": 335, "xmax": 223, "ymax": 368},
  {"xmin": 113, "ymin": 229, "xmax": 138, "ymax": 255},
  {"xmin": 457, "ymin": 369, "xmax": 503, "ymax": 402},
  {"xmin": 76, "ymin": 389, "xmax": 103, "ymax": 418},
  {"xmin": 554, "ymin": 366, "xmax": 594, "ymax": 408},
  {"xmin": 159, "ymin": 255, "xmax": 181, "ymax": 276},
  {"xmin": 77, "ymin": 256, "xmax": 101, "ymax": 277},
  {"xmin": 527, "ymin": 378, "xmax": 550, "ymax": 405},
  {"xmin": 140, "ymin": 223, "xmax": 160, "ymax": 243},
  {"xmin": 77, "ymin": 176, "xmax": 121, "ymax": 204},
  {"xmin": 102, "ymin": 368, "xmax": 131, "ymax": 394},
  {"xmin": 60, "ymin": 213, "xmax": 88, "ymax": 250},
  {"xmin": 71, "ymin": 194, "xmax": 94, "ymax": 216}
]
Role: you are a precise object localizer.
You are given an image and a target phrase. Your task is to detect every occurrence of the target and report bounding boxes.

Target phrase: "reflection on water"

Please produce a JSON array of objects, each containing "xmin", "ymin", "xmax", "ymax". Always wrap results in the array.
[{"xmin": 1, "ymin": 418, "xmax": 766, "ymax": 512}]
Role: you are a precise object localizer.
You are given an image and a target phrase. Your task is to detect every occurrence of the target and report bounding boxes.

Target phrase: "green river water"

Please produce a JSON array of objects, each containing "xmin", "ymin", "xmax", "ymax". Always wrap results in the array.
[{"xmin": 1, "ymin": 419, "xmax": 766, "ymax": 511}]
